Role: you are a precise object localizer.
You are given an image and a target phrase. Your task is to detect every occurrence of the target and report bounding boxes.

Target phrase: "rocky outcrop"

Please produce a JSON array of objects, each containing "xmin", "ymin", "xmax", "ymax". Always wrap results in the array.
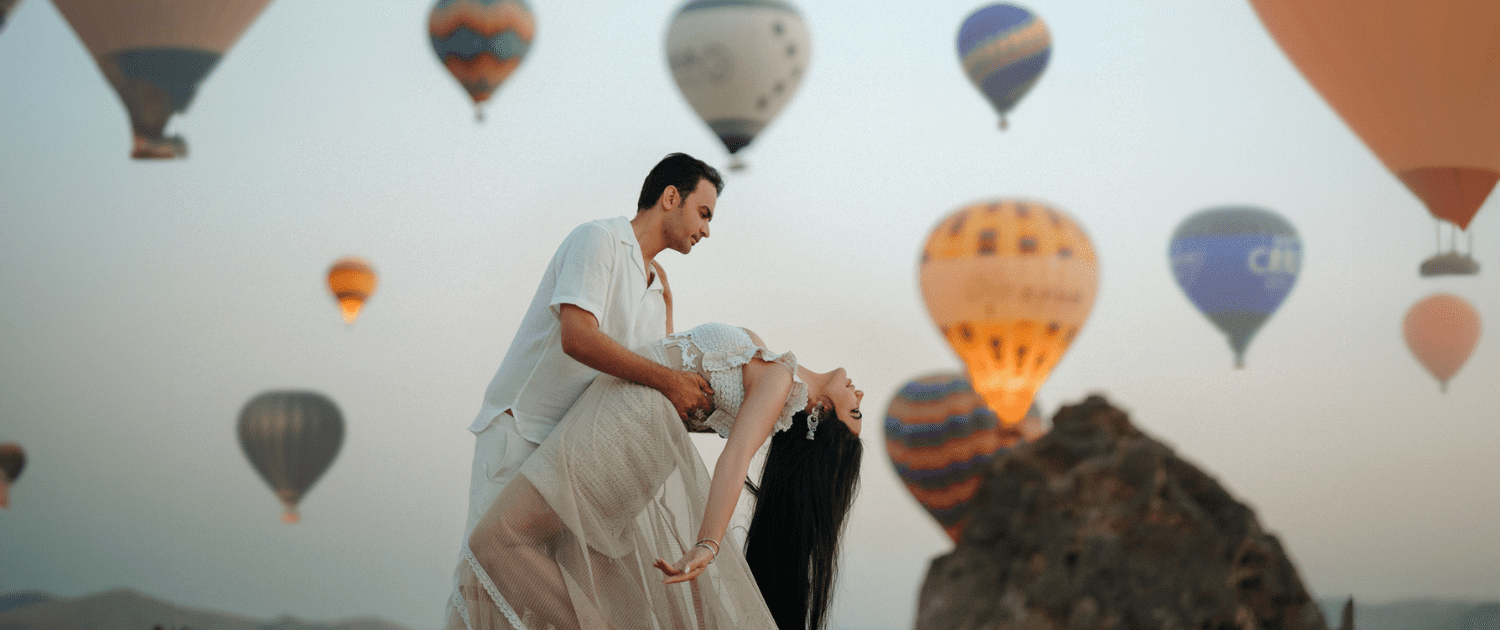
[{"xmin": 916, "ymin": 395, "xmax": 1328, "ymax": 630}]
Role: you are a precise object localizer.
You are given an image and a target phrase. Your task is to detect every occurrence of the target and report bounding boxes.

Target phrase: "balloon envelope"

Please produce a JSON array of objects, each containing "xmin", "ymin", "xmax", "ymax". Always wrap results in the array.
[
  {"xmin": 957, "ymin": 3, "xmax": 1050, "ymax": 129},
  {"xmin": 52, "ymin": 0, "xmax": 274, "ymax": 159},
  {"xmin": 0, "ymin": 443, "xmax": 24, "ymax": 509},
  {"xmin": 1403, "ymin": 294, "xmax": 1481, "ymax": 392},
  {"xmin": 884, "ymin": 372, "xmax": 1036, "ymax": 542},
  {"xmin": 1248, "ymin": 0, "xmax": 1500, "ymax": 230},
  {"xmin": 1169, "ymin": 206, "xmax": 1302, "ymax": 368},
  {"xmin": 920, "ymin": 200, "xmax": 1097, "ymax": 427},
  {"xmin": 429, "ymin": 0, "xmax": 534, "ymax": 119},
  {"xmin": 327, "ymin": 257, "xmax": 377, "ymax": 325},
  {"xmin": 237, "ymin": 391, "xmax": 345, "ymax": 523},
  {"xmin": 0, "ymin": 0, "xmax": 24, "ymax": 34},
  {"xmin": 665, "ymin": 0, "xmax": 810, "ymax": 167}
]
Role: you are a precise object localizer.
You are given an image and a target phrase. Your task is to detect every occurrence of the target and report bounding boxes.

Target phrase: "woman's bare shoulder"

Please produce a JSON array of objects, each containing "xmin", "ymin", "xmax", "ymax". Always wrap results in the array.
[{"xmin": 739, "ymin": 327, "xmax": 768, "ymax": 349}]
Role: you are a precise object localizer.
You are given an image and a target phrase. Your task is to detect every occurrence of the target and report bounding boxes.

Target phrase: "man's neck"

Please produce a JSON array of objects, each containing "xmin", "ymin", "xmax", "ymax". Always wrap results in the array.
[{"xmin": 630, "ymin": 211, "xmax": 666, "ymax": 266}]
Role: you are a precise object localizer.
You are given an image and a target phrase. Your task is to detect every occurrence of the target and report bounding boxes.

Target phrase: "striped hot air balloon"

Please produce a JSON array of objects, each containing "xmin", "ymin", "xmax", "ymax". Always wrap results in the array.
[
  {"xmin": 884, "ymin": 372, "xmax": 1037, "ymax": 542},
  {"xmin": 0, "ymin": 443, "xmax": 25, "ymax": 509},
  {"xmin": 237, "ymin": 391, "xmax": 345, "ymax": 523},
  {"xmin": 326, "ymin": 257, "xmax": 376, "ymax": 325},
  {"xmin": 665, "ymin": 0, "xmax": 810, "ymax": 170},
  {"xmin": 52, "ymin": 0, "xmax": 274, "ymax": 159},
  {"xmin": 1169, "ymin": 206, "xmax": 1302, "ymax": 368},
  {"xmin": 429, "ymin": 0, "xmax": 534, "ymax": 121},
  {"xmin": 920, "ymin": 199, "xmax": 1097, "ymax": 429},
  {"xmin": 1404, "ymin": 294, "xmax": 1482, "ymax": 392},
  {"xmin": 956, "ymin": 3, "xmax": 1051, "ymax": 130}
]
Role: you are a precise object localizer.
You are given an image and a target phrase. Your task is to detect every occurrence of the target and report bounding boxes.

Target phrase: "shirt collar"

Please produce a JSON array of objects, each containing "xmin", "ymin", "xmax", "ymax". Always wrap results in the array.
[{"xmin": 609, "ymin": 216, "xmax": 653, "ymax": 286}]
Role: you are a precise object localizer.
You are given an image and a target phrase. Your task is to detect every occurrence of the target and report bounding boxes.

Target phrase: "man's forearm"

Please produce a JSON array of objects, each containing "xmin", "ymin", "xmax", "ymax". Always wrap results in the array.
[{"xmin": 560, "ymin": 319, "xmax": 674, "ymax": 390}]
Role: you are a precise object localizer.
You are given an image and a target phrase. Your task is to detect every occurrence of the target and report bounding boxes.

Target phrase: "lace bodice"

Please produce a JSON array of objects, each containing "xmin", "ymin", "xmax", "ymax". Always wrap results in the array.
[{"xmin": 657, "ymin": 322, "xmax": 808, "ymax": 438}]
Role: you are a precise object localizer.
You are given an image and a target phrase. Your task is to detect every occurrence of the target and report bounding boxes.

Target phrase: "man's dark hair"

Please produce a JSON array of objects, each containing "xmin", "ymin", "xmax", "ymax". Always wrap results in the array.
[{"xmin": 636, "ymin": 153, "xmax": 724, "ymax": 211}]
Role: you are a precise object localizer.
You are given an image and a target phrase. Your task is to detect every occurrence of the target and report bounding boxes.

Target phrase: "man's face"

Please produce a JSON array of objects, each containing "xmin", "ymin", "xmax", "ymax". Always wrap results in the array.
[{"xmin": 667, "ymin": 179, "xmax": 717, "ymax": 255}]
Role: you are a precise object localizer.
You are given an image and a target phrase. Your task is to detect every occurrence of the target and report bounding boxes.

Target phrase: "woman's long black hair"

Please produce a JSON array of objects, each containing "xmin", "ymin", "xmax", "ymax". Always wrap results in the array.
[{"xmin": 742, "ymin": 408, "xmax": 863, "ymax": 630}]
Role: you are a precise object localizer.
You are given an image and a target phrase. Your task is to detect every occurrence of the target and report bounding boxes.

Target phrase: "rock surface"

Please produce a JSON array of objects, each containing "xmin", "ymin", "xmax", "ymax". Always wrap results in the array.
[{"xmin": 916, "ymin": 395, "xmax": 1328, "ymax": 630}]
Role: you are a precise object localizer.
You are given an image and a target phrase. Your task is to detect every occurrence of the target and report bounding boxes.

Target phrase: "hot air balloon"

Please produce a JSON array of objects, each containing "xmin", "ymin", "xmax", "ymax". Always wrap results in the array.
[
  {"xmin": 52, "ymin": 0, "xmax": 274, "ymax": 159},
  {"xmin": 238, "ymin": 391, "xmax": 344, "ymax": 523},
  {"xmin": 957, "ymin": 3, "xmax": 1051, "ymax": 130},
  {"xmin": 920, "ymin": 199, "xmax": 1098, "ymax": 428},
  {"xmin": 884, "ymin": 372, "xmax": 1038, "ymax": 542},
  {"xmin": 1249, "ymin": 0, "xmax": 1499, "ymax": 275},
  {"xmin": 327, "ymin": 257, "xmax": 376, "ymax": 325},
  {"xmin": 665, "ymin": 0, "xmax": 810, "ymax": 170},
  {"xmin": 1169, "ymin": 206, "xmax": 1302, "ymax": 368},
  {"xmin": 0, "ymin": 443, "xmax": 25, "ymax": 509},
  {"xmin": 429, "ymin": 0, "xmax": 534, "ymax": 121},
  {"xmin": 1404, "ymin": 294, "xmax": 1481, "ymax": 392},
  {"xmin": 0, "ymin": 0, "xmax": 24, "ymax": 34}
]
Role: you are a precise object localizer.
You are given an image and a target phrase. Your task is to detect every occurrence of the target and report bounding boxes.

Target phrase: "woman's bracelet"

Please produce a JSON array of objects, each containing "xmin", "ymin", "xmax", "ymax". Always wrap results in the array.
[{"xmin": 693, "ymin": 538, "xmax": 720, "ymax": 563}]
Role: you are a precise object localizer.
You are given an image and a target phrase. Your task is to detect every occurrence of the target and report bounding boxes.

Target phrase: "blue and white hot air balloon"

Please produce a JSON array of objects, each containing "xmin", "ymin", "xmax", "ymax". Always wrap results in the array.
[
  {"xmin": 1169, "ymin": 206, "xmax": 1302, "ymax": 368},
  {"xmin": 957, "ymin": 3, "xmax": 1051, "ymax": 130}
]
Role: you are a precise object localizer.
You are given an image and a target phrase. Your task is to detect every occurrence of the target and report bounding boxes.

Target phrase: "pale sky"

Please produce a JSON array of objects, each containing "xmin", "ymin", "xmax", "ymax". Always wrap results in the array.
[{"xmin": 0, "ymin": 1, "xmax": 1496, "ymax": 629}]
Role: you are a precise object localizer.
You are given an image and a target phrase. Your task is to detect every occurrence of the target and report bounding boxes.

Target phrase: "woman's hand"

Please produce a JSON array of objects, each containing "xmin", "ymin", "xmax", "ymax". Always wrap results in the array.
[{"xmin": 653, "ymin": 545, "xmax": 715, "ymax": 584}]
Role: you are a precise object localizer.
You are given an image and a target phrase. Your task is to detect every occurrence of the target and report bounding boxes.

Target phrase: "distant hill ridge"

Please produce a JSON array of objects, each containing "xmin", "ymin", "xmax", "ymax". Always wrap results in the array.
[
  {"xmin": 1317, "ymin": 598, "xmax": 1499, "ymax": 630},
  {"xmin": 0, "ymin": 588, "xmax": 416, "ymax": 630}
]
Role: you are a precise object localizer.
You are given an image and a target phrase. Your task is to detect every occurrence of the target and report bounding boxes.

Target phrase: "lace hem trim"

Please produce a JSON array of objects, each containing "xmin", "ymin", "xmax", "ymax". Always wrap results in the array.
[{"xmin": 461, "ymin": 543, "xmax": 528, "ymax": 630}]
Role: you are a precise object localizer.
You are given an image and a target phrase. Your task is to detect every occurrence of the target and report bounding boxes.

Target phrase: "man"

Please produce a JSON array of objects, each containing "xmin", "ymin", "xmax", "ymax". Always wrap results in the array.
[{"xmin": 460, "ymin": 152, "xmax": 724, "ymax": 540}]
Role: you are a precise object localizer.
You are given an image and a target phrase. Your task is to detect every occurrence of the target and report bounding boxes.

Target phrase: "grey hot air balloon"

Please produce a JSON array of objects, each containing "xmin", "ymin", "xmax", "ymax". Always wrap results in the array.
[
  {"xmin": 237, "ymin": 391, "xmax": 344, "ymax": 523},
  {"xmin": 0, "ymin": 442, "xmax": 25, "ymax": 508}
]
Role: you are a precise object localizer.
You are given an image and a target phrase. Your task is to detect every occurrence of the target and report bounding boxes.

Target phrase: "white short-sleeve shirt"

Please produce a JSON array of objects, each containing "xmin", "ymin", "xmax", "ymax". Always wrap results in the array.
[{"xmin": 469, "ymin": 217, "xmax": 668, "ymax": 443}]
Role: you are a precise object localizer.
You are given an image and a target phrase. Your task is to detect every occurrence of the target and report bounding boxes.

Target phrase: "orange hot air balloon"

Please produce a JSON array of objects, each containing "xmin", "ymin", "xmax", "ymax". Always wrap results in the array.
[
  {"xmin": 1249, "ymin": 0, "xmax": 1500, "ymax": 268},
  {"xmin": 1403, "ymin": 293, "xmax": 1481, "ymax": 392},
  {"xmin": 327, "ymin": 257, "xmax": 376, "ymax": 325},
  {"xmin": 919, "ymin": 200, "xmax": 1098, "ymax": 427}
]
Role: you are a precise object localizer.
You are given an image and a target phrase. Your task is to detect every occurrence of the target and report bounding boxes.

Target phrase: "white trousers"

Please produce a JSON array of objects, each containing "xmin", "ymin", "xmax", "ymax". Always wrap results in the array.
[{"xmin": 462, "ymin": 412, "xmax": 543, "ymax": 540}]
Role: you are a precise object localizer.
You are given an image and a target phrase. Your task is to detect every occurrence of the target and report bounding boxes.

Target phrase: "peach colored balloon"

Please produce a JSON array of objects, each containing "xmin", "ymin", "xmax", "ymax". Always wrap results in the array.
[
  {"xmin": 1403, "ymin": 293, "xmax": 1481, "ymax": 392},
  {"xmin": 1248, "ymin": 0, "xmax": 1500, "ymax": 229}
]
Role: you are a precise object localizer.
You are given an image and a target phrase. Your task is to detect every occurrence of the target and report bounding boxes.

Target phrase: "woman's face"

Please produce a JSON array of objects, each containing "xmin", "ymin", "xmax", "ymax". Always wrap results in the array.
[{"xmin": 818, "ymin": 367, "xmax": 863, "ymax": 435}]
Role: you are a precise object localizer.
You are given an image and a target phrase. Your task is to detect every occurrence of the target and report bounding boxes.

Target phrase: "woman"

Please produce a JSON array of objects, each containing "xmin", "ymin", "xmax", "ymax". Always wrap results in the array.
[{"xmin": 449, "ymin": 322, "xmax": 864, "ymax": 630}]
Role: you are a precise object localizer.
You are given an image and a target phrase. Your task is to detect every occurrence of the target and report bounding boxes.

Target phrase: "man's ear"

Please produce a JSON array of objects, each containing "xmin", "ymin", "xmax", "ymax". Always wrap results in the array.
[{"xmin": 658, "ymin": 185, "xmax": 680, "ymax": 210}]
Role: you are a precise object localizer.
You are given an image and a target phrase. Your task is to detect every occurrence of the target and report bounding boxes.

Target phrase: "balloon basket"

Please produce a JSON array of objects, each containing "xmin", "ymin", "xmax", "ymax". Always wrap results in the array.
[
  {"xmin": 727, "ymin": 155, "xmax": 747, "ymax": 172},
  {"xmin": 1419, "ymin": 252, "xmax": 1479, "ymax": 277},
  {"xmin": 281, "ymin": 510, "xmax": 300, "ymax": 524}
]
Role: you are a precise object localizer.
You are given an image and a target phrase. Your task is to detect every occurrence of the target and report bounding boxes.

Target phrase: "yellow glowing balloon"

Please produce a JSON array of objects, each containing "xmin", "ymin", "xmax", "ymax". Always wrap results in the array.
[
  {"xmin": 327, "ymin": 257, "xmax": 376, "ymax": 325},
  {"xmin": 919, "ymin": 200, "xmax": 1098, "ymax": 427}
]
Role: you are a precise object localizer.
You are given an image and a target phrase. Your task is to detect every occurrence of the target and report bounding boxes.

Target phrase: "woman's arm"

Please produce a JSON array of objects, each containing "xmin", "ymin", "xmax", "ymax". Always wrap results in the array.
[
  {"xmin": 651, "ymin": 260, "xmax": 673, "ymax": 335},
  {"xmin": 654, "ymin": 356, "xmax": 792, "ymax": 584}
]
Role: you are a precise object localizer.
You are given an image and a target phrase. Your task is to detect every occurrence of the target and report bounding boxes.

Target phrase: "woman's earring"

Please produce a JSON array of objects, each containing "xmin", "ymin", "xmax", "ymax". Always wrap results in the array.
[{"xmin": 806, "ymin": 405, "xmax": 821, "ymax": 440}]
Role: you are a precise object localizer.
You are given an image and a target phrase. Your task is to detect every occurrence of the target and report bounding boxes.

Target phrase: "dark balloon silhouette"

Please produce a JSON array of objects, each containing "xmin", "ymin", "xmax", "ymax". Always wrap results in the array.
[
  {"xmin": 237, "ymin": 391, "xmax": 345, "ymax": 523},
  {"xmin": 0, "ymin": 442, "xmax": 25, "ymax": 508}
]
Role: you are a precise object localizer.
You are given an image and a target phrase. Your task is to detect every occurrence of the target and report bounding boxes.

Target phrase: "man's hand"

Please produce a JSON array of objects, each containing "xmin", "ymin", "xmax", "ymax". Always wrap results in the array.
[{"xmin": 661, "ymin": 370, "xmax": 713, "ymax": 424}]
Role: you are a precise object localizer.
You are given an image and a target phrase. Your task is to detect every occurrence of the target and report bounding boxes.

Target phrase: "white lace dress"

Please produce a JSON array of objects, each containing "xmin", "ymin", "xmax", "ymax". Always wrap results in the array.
[{"xmin": 449, "ymin": 323, "xmax": 808, "ymax": 630}]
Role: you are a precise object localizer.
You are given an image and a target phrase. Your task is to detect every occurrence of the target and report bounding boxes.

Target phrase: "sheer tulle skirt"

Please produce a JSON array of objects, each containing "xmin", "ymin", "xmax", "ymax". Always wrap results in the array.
[{"xmin": 448, "ymin": 345, "xmax": 777, "ymax": 630}]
